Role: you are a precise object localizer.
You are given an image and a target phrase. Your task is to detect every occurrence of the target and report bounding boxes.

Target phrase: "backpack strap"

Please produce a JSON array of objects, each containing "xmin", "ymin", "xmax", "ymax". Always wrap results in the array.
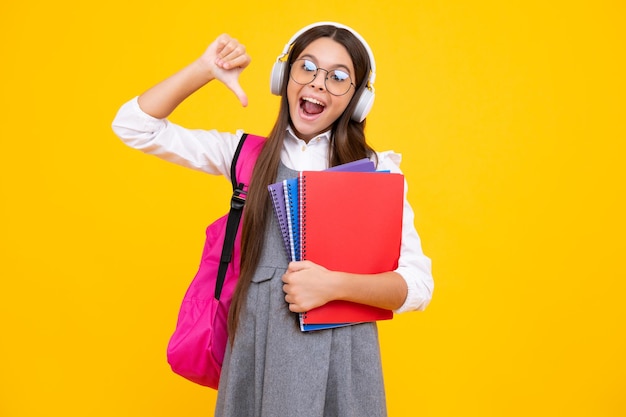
[{"xmin": 215, "ymin": 133, "xmax": 265, "ymax": 299}]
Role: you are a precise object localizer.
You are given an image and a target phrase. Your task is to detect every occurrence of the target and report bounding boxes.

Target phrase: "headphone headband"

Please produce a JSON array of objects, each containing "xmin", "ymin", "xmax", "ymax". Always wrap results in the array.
[{"xmin": 275, "ymin": 21, "xmax": 376, "ymax": 85}]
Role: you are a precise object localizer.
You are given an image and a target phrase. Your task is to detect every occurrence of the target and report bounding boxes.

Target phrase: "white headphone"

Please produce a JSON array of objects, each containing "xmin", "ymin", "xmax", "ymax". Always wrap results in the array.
[{"xmin": 269, "ymin": 21, "xmax": 376, "ymax": 123}]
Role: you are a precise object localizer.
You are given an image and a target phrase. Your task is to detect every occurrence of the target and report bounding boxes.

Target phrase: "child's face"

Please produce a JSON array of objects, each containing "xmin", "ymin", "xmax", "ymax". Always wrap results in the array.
[{"xmin": 287, "ymin": 37, "xmax": 356, "ymax": 142}]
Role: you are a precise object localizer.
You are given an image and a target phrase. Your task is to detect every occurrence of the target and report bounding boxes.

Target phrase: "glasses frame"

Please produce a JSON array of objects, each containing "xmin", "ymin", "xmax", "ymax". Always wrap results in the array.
[{"xmin": 289, "ymin": 59, "xmax": 356, "ymax": 96}]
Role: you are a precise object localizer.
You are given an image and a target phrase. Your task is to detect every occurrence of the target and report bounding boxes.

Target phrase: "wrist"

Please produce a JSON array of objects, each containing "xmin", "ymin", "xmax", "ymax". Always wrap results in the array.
[
  {"xmin": 189, "ymin": 58, "xmax": 215, "ymax": 85},
  {"xmin": 328, "ymin": 270, "xmax": 349, "ymax": 303}
]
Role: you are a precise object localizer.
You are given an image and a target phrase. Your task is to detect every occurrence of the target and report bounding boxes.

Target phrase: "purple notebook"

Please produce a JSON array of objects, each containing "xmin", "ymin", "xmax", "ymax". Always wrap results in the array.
[{"xmin": 268, "ymin": 181, "xmax": 292, "ymax": 260}]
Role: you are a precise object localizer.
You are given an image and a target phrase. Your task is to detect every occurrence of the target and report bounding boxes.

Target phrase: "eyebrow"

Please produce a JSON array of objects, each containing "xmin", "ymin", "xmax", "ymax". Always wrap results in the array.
[{"xmin": 298, "ymin": 54, "xmax": 353, "ymax": 74}]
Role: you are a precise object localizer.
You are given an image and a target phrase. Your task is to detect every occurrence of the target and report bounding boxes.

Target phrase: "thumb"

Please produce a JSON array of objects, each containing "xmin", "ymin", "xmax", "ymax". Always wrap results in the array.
[
  {"xmin": 223, "ymin": 78, "xmax": 248, "ymax": 107},
  {"xmin": 287, "ymin": 261, "xmax": 311, "ymax": 273}
]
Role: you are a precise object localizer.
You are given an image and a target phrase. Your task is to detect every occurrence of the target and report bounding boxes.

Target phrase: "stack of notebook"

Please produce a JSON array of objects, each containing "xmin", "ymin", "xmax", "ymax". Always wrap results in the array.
[{"xmin": 267, "ymin": 159, "xmax": 405, "ymax": 331}]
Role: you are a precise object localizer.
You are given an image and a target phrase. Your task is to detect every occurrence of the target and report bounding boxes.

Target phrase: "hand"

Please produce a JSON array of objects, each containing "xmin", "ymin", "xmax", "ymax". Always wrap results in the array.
[
  {"xmin": 282, "ymin": 261, "xmax": 336, "ymax": 313},
  {"xmin": 199, "ymin": 34, "xmax": 251, "ymax": 106}
]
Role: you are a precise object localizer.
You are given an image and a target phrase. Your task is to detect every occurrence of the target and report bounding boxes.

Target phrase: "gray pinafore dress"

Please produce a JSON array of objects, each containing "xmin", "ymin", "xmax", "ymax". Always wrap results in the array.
[{"xmin": 215, "ymin": 163, "xmax": 387, "ymax": 417}]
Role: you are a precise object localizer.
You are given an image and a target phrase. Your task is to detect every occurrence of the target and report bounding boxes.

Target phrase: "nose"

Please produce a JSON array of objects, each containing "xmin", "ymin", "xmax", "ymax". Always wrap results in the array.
[{"xmin": 309, "ymin": 69, "xmax": 327, "ymax": 91}]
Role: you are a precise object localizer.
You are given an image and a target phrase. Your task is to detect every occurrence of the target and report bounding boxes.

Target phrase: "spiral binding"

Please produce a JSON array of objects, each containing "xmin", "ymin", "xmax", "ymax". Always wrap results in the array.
[
  {"xmin": 300, "ymin": 175, "xmax": 307, "ymax": 261},
  {"xmin": 299, "ymin": 176, "xmax": 308, "ymax": 330}
]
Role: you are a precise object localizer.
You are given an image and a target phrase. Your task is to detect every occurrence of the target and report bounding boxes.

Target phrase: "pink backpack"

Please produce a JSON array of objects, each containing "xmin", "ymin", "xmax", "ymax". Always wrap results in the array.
[{"xmin": 166, "ymin": 133, "xmax": 264, "ymax": 388}]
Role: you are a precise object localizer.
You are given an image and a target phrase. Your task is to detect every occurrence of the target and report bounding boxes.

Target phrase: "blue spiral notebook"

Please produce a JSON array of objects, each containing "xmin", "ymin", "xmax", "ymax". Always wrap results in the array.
[{"xmin": 284, "ymin": 177, "xmax": 300, "ymax": 261}]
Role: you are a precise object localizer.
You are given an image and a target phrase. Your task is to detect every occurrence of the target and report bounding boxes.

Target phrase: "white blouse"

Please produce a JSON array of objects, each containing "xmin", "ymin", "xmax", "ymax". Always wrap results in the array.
[{"xmin": 112, "ymin": 97, "xmax": 433, "ymax": 313}]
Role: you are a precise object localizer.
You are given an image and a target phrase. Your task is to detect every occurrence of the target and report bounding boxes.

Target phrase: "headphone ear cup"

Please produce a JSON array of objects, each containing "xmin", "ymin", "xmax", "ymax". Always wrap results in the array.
[
  {"xmin": 270, "ymin": 61, "xmax": 287, "ymax": 96},
  {"xmin": 351, "ymin": 88, "xmax": 375, "ymax": 122}
]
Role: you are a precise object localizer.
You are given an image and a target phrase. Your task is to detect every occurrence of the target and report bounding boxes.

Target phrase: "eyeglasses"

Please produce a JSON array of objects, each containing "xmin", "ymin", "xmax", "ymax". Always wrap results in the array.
[{"xmin": 289, "ymin": 59, "xmax": 355, "ymax": 96}]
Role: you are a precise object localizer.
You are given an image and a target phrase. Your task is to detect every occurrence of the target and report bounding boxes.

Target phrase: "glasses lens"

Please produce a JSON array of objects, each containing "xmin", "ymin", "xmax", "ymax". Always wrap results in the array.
[
  {"xmin": 290, "ymin": 59, "xmax": 353, "ymax": 96},
  {"xmin": 326, "ymin": 69, "xmax": 351, "ymax": 95},
  {"xmin": 290, "ymin": 59, "xmax": 317, "ymax": 85}
]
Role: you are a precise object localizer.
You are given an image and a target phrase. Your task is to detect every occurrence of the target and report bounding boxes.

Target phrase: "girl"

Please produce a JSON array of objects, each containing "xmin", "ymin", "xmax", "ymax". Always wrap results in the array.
[{"xmin": 112, "ymin": 22, "xmax": 433, "ymax": 417}]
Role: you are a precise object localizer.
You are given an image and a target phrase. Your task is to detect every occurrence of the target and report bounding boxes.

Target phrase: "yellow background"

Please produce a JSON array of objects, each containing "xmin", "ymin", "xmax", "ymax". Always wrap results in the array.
[{"xmin": 1, "ymin": 1, "xmax": 624, "ymax": 416}]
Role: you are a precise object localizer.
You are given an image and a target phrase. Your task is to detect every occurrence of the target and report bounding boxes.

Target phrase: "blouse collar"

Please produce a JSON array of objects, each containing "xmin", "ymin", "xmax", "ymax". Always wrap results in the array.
[{"xmin": 285, "ymin": 125, "xmax": 332, "ymax": 145}]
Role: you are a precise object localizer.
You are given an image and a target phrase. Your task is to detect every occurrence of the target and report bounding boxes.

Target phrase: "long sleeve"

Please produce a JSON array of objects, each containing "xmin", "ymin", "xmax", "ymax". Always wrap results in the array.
[
  {"xmin": 377, "ymin": 151, "xmax": 434, "ymax": 313},
  {"xmin": 111, "ymin": 97, "xmax": 244, "ymax": 178}
]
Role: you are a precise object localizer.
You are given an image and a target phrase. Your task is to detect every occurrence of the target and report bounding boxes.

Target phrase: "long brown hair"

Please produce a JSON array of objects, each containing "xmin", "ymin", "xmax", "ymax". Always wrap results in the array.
[{"xmin": 228, "ymin": 25, "xmax": 378, "ymax": 341}]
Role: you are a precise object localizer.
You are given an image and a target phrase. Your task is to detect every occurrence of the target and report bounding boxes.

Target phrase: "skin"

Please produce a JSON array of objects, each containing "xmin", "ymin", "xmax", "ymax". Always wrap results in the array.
[
  {"xmin": 286, "ymin": 37, "xmax": 356, "ymax": 142},
  {"xmin": 137, "ymin": 34, "xmax": 251, "ymax": 118},
  {"xmin": 136, "ymin": 33, "xmax": 408, "ymax": 313}
]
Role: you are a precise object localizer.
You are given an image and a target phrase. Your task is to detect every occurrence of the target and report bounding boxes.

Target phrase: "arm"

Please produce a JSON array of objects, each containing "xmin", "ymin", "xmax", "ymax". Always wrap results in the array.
[
  {"xmin": 282, "ymin": 153, "xmax": 434, "ymax": 314},
  {"xmin": 137, "ymin": 33, "xmax": 251, "ymax": 119},
  {"xmin": 111, "ymin": 34, "xmax": 252, "ymax": 176},
  {"xmin": 282, "ymin": 261, "xmax": 408, "ymax": 312}
]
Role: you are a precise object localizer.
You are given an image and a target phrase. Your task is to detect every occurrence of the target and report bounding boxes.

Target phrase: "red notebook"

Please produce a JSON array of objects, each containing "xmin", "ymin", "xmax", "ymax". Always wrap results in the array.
[{"xmin": 298, "ymin": 170, "xmax": 404, "ymax": 327}]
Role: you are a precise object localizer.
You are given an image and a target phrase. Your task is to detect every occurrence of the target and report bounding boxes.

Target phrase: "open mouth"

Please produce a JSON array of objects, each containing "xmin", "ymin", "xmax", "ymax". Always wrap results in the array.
[{"xmin": 300, "ymin": 97, "xmax": 325, "ymax": 116}]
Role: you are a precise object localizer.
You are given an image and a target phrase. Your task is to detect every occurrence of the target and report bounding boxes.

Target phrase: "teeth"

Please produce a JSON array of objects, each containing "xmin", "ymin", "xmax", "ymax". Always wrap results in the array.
[{"xmin": 302, "ymin": 97, "xmax": 324, "ymax": 106}]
